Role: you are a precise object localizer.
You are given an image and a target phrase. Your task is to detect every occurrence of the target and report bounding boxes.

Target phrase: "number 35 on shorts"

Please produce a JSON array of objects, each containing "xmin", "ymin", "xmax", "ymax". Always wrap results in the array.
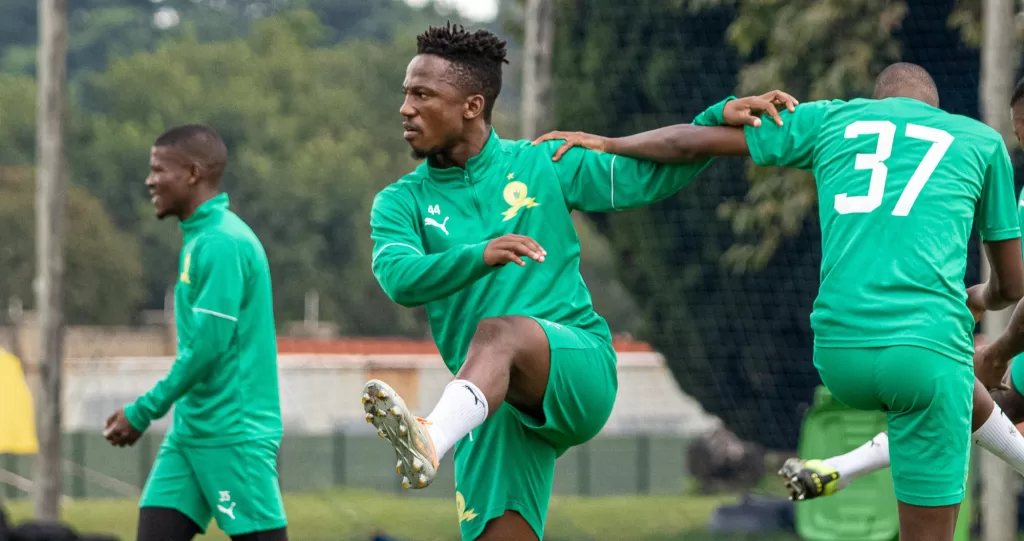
[{"xmin": 835, "ymin": 121, "xmax": 953, "ymax": 216}]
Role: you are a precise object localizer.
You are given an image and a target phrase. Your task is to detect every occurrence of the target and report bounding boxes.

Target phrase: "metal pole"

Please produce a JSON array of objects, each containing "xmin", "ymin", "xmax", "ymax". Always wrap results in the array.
[
  {"xmin": 979, "ymin": 0, "xmax": 1020, "ymax": 538},
  {"xmin": 520, "ymin": 0, "xmax": 554, "ymax": 139},
  {"xmin": 33, "ymin": 0, "xmax": 68, "ymax": 521}
]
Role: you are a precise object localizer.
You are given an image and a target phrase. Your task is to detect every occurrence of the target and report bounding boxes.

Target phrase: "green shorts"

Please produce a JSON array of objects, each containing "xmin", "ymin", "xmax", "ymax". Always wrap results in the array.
[
  {"xmin": 453, "ymin": 317, "xmax": 618, "ymax": 541},
  {"xmin": 139, "ymin": 436, "xmax": 287, "ymax": 536},
  {"xmin": 813, "ymin": 345, "xmax": 973, "ymax": 507}
]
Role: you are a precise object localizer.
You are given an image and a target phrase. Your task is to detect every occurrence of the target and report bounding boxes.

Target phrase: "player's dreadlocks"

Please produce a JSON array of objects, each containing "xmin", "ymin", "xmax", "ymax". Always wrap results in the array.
[
  {"xmin": 1011, "ymin": 76, "xmax": 1024, "ymax": 108},
  {"xmin": 417, "ymin": 22, "xmax": 509, "ymax": 122}
]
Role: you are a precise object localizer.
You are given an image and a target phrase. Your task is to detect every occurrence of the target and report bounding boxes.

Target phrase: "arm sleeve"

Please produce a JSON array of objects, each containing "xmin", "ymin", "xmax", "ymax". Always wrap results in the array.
[
  {"xmin": 976, "ymin": 142, "xmax": 1022, "ymax": 242},
  {"xmin": 124, "ymin": 237, "xmax": 244, "ymax": 432},
  {"xmin": 370, "ymin": 188, "xmax": 494, "ymax": 307},
  {"xmin": 552, "ymin": 97, "xmax": 734, "ymax": 212},
  {"xmin": 742, "ymin": 100, "xmax": 831, "ymax": 170}
]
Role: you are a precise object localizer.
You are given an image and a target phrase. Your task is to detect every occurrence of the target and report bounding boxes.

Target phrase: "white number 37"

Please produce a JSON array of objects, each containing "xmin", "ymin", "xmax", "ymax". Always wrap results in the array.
[{"xmin": 834, "ymin": 120, "xmax": 954, "ymax": 216}]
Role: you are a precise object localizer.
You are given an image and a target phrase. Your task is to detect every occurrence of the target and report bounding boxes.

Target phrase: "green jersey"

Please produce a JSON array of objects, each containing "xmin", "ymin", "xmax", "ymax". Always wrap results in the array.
[
  {"xmin": 743, "ymin": 97, "xmax": 1021, "ymax": 361},
  {"xmin": 125, "ymin": 193, "xmax": 282, "ymax": 446},
  {"xmin": 370, "ymin": 99, "xmax": 732, "ymax": 373}
]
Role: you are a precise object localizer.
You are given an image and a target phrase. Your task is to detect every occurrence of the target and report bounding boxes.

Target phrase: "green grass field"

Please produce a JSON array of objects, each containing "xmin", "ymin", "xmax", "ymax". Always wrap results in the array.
[{"xmin": 5, "ymin": 490, "xmax": 802, "ymax": 541}]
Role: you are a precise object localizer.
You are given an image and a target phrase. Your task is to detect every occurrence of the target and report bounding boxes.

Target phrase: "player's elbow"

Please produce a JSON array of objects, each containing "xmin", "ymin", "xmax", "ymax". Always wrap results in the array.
[
  {"xmin": 391, "ymin": 292, "xmax": 424, "ymax": 309},
  {"xmin": 381, "ymin": 283, "xmax": 424, "ymax": 308},
  {"xmin": 374, "ymin": 264, "xmax": 420, "ymax": 307},
  {"xmin": 665, "ymin": 128, "xmax": 704, "ymax": 162},
  {"xmin": 996, "ymin": 279, "xmax": 1024, "ymax": 306}
]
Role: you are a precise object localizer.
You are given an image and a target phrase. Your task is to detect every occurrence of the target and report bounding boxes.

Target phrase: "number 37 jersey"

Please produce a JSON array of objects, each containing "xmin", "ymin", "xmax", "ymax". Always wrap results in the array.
[{"xmin": 743, "ymin": 97, "xmax": 1020, "ymax": 362}]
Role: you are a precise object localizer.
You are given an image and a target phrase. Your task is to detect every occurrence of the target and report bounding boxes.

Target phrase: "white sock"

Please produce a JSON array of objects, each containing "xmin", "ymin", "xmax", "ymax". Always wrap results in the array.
[
  {"xmin": 824, "ymin": 432, "xmax": 891, "ymax": 491},
  {"xmin": 973, "ymin": 403, "xmax": 1024, "ymax": 475},
  {"xmin": 424, "ymin": 379, "xmax": 489, "ymax": 461}
]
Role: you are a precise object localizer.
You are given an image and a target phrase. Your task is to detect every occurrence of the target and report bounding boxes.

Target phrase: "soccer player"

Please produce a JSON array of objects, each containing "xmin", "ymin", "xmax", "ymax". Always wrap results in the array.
[
  {"xmin": 363, "ymin": 22, "xmax": 796, "ymax": 541},
  {"xmin": 773, "ymin": 74, "xmax": 1024, "ymax": 504},
  {"xmin": 103, "ymin": 125, "xmax": 288, "ymax": 541},
  {"xmin": 533, "ymin": 62, "xmax": 1024, "ymax": 541}
]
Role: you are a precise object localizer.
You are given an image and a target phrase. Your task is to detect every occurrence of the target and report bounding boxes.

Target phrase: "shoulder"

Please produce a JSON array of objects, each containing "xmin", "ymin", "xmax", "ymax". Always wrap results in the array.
[
  {"xmin": 374, "ymin": 169, "xmax": 425, "ymax": 209},
  {"xmin": 800, "ymin": 98, "xmax": 852, "ymax": 120},
  {"xmin": 754, "ymin": 99, "xmax": 845, "ymax": 135},
  {"xmin": 944, "ymin": 113, "xmax": 1004, "ymax": 145},
  {"xmin": 498, "ymin": 136, "xmax": 571, "ymax": 159},
  {"xmin": 372, "ymin": 169, "xmax": 428, "ymax": 222},
  {"xmin": 498, "ymin": 137, "xmax": 535, "ymax": 157},
  {"xmin": 908, "ymin": 110, "xmax": 1007, "ymax": 161},
  {"xmin": 191, "ymin": 230, "xmax": 245, "ymax": 269},
  {"xmin": 496, "ymin": 136, "xmax": 591, "ymax": 173}
]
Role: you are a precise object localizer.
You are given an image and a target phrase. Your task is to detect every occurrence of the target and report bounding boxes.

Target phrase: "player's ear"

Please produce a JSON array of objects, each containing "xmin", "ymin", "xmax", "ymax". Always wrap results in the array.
[
  {"xmin": 463, "ymin": 94, "xmax": 485, "ymax": 121},
  {"xmin": 187, "ymin": 161, "xmax": 202, "ymax": 185}
]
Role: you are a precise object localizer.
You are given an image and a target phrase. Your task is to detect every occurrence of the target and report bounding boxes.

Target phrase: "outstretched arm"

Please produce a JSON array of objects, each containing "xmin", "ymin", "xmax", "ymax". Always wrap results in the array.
[
  {"xmin": 603, "ymin": 124, "xmax": 750, "ymax": 163},
  {"xmin": 539, "ymin": 96, "xmax": 833, "ymax": 176},
  {"xmin": 539, "ymin": 94, "xmax": 792, "ymax": 212},
  {"xmin": 535, "ymin": 91, "xmax": 799, "ymax": 164}
]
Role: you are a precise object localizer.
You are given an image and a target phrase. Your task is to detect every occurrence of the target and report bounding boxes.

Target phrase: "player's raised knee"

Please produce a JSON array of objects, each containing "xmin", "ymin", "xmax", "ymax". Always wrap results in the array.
[{"xmin": 471, "ymin": 316, "xmax": 529, "ymax": 345}]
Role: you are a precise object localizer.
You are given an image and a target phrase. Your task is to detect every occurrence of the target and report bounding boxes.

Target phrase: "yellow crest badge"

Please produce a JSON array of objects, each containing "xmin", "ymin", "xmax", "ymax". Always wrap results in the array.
[
  {"xmin": 180, "ymin": 253, "xmax": 191, "ymax": 284},
  {"xmin": 501, "ymin": 177, "xmax": 539, "ymax": 221}
]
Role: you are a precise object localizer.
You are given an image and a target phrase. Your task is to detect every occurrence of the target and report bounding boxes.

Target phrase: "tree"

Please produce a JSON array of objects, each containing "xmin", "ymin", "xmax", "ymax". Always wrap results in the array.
[{"xmin": 0, "ymin": 166, "xmax": 143, "ymax": 325}]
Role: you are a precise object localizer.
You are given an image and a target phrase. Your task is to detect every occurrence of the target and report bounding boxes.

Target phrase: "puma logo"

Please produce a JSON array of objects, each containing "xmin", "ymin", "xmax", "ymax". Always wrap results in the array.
[
  {"xmin": 217, "ymin": 502, "xmax": 236, "ymax": 520},
  {"xmin": 424, "ymin": 216, "xmax": 450, "ymax": 235}
]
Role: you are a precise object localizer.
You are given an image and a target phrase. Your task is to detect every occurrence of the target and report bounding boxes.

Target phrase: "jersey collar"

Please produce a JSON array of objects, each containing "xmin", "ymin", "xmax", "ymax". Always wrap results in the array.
[
  {"xmin": 424, "ymin": 127, "xmax": 501, "ymax": 184},
  {"xmin": 180, "ymin": 192, "xmax": 229, "ymax": 233}
]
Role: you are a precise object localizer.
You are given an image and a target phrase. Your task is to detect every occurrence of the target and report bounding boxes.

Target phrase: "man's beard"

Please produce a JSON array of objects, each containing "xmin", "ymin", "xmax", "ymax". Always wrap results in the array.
[
  {"xmin": 411, "ymin": 145, "xmax": 451, "ymax": 165},
  {"xmin": 410, "ymin": 135, "xmax": 458, "ymax": 162}
]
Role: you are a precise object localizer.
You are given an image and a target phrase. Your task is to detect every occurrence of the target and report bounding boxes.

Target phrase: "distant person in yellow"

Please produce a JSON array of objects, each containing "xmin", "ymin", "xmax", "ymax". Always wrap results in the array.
[{"xmin": 0, "ymin": 347, "xmax": 38, "ymax": 454}]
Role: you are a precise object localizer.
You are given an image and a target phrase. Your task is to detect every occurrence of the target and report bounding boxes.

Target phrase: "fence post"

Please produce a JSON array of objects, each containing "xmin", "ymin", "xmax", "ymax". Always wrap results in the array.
[
  {"xmin": 71, "ymin": 432, "xmax": 84, "ymax": 498},
  {"xmin": 577, "ymin": 444, "xmax": 591, "ymax": 496},
  {"xmin": 332, "ymin": 430, "xmax": 346, "ymax": 487},
  {"xmin": 137, "ymin": 434, "xmax": 153, "ymax": 492},
  {"xmin": 3, "ymin": 454, "xmax": 15, "ymax": 499},
  {"xmin": 637, "ymin": 435, "xmax": 651, "ymax": 495}
]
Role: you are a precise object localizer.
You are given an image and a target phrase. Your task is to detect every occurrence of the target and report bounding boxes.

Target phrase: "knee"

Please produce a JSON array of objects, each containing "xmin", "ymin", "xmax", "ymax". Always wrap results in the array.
[{"xmin": 994, "ymin": 387, "xmax": 1024, "ymax": 424}]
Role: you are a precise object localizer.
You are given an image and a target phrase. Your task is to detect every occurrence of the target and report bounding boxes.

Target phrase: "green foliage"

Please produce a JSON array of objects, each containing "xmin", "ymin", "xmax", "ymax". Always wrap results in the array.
[
  {"xmin": 0, "ymin": 167, "xmax": 144, "ymax": 325},
  {"xmin": 0, "ymin": 74, "xmax": 36, "ymax": 165}
]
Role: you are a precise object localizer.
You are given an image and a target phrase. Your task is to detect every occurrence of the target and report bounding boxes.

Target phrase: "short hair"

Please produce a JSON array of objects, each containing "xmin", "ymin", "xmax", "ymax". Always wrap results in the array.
[
  {"xmin": 153, "ymin": 124, "xmax": 227, "ymax": 181},
  {"xmin": 416, "ymin": 22, "xmax": 509, "ymax": 122},
  {"xmin": 873, "ymin": 62, "xmax": 939, "ymax": 106},
  {"xmin": 1012, "ymin": 76, "xmax": 1024, "ymax": 107}
]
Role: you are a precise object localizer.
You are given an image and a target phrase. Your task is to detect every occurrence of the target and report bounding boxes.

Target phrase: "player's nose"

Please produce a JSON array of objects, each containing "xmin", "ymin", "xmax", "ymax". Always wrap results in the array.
[{"xmin": 399, "ymin": 96, "xmax": 416, "ymax": 119}]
